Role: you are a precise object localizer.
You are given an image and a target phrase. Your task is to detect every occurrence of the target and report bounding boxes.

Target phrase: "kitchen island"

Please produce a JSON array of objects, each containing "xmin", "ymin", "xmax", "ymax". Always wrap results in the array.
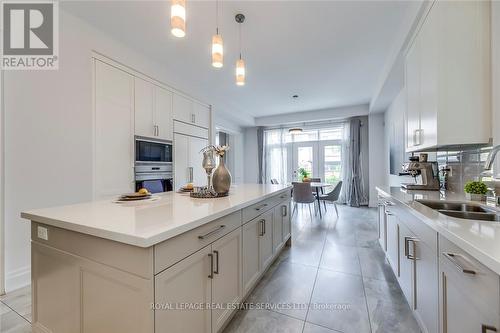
[{"xmin": 21, "ymin": 184, "xmax": 292, "ymax": 333}]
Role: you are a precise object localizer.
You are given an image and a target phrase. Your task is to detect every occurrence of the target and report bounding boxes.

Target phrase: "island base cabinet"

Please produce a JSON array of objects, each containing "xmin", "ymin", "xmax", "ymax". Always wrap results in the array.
[
  {"xmin": 439, "ymin": 237, "xmax": 500, "ymax": 333},
  {"xmin": 282, "ymin": 201, "xmax": 291, "ymax": 241},
  {"xmin": 155, "ymin": 246, "xmax": 212, "ymax": 333},
  {"xmin": 32, "ymin": 242, "xmax": 154, "ymax": 333},
  {"xmin": 272, "ymin": 205, "xmax": 284, "ymax": 253},
  {"xmin": 242, "ymin": 210, "xmax": 274, "ymax": 296},
  {"xmin": 211, "ymin": 229, "xmax": 243, "ymax": 333}
]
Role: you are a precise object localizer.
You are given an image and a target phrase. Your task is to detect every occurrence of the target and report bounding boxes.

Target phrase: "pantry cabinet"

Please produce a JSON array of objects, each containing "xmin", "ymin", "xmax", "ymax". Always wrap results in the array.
[
  {"xmin": 174, "ymin": 133, "xmax": 208, "ymax": 188},
  {"xmin": 405, "ymin": 0, "xmax": 491, "ymax": 152},
  {"xmin": 94, "ymin": 60, "xmax": 135, "ymax": 199},
  {"xmin": 134, "ymin": 78, "xmax": 173, "ymax": 141}
]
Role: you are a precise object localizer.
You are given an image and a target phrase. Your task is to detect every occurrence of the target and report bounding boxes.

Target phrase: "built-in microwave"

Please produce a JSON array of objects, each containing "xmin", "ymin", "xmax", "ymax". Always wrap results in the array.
[{"xmin": 135, "ymin": 137, "xmax": 172, "ymax": 164}]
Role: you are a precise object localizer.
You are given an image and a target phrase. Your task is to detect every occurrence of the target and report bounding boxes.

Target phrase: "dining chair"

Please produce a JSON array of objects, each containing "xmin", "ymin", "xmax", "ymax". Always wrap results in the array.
[
  {"xmin": 270, "ymin": 179, "xmax": 279, "ymax": 184},
  {"xmin": 318, "ymin": 181, "xmax": 343, "ymax": 216},
  {"xmin": 292, "ymin": 182, "xmax": 317, "ymax": 219}
]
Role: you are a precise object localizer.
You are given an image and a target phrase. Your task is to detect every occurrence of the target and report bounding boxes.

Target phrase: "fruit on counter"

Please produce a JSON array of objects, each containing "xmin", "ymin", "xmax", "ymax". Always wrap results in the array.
[
  {"xmin": 184, "ymin": 183, "xmax": 194, "ymax": 190},
  {"xmin": 138, "ymin": 188, "xmax": 149, "ymax": 195}
]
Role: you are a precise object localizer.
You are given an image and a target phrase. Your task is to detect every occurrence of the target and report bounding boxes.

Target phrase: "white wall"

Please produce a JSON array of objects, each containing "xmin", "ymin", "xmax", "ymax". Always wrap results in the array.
[
  {"xmin": 3, "ymin": 10, "xmax": 229, "ymax": 291},
  {"xmin": 368, "ymin": 113, "xmax": 386, "ymax": 207}
]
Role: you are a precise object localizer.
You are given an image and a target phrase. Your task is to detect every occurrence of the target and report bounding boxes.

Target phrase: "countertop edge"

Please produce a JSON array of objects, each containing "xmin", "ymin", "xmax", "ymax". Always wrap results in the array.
[
  {"xmin": 376, "ymin": 186, "xmax": 500, "ymax": 276},
  {"xmin": 22, "ymin": 186, "xmax": 292, "ymax": 248}
]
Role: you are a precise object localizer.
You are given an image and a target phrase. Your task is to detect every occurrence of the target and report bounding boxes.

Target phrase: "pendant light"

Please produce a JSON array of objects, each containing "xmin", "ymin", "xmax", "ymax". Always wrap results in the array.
[
  {"xmin": 211, "ymin": 0, "xmax": 223, "ymax": 68},
  {"xmin": 171, "ymin": 0, "xmax": 186, "ymax": 38},
  {"xmin": 289, "ymin": 128, "xmax": 303, "ymax": 134},
  {"xmin": 235, "ymin": 13, "xmax": 246, "ymax": 86}
]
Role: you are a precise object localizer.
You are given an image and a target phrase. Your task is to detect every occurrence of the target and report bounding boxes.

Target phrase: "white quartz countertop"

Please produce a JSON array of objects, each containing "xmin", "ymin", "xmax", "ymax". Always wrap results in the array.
[
  {"xmin": 376, "ymin": 186, "xmax": 500, "ymax": 275},
  {"xmin": 21, "ymin": 184, "xmax": 291, "ymax": 248}
]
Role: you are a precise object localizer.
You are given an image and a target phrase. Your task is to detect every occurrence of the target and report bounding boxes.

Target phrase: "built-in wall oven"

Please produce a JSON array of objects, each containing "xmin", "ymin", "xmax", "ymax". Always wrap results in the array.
[{"xmin": 135, "ymin": 137, "xmax": 173, "ymax": 193}]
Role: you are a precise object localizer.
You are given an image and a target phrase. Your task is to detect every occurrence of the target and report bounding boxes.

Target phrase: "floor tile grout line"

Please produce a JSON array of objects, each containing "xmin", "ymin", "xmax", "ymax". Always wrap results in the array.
[
  {"xmin": 0, "ymin": 299, "xmax": 31, "ymax": 325},
  {"xmin": 356, "ymin": 237, "xmax": 374, "ymax": 333},
  {"xmin": 303, "ymin": 320, "xmax": 345, "ymax": 333},
  {"xmin": 301, "ymin": 213, "xmax": 330, "ymax": 333}
]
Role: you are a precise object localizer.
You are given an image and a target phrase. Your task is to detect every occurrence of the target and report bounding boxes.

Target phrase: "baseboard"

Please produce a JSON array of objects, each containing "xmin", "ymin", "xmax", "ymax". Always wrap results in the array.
[{"xmin": 5, "ymin": 265, "xmax": 30, "ymax": 292}]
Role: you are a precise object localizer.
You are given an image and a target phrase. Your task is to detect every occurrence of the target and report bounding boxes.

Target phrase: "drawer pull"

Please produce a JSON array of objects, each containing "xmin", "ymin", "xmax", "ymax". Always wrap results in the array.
[
  {"xmin": 405, "ymin": 237, "xmax": 419, "ymax": 260},
  {"xmin": 208, "ymin": 253, "xmax": 214, "ymax": 279},
  {"xmin": 255, "ymin": 203, "xmax": 269, "ymax": 211},
  {"xmin": 482, "ymin": 325, "xmax": 497, "ymax": 333},
  {"xmin": 198, "ymin": 225, "xmax": 226, "ymax": 240},
  {"xmin": 443, "ymin": 252, "xmax": 477, "ymax": 275},
  {"xmin": 213, "ymin": 250, "xmax": 220, "ymax": 275}
]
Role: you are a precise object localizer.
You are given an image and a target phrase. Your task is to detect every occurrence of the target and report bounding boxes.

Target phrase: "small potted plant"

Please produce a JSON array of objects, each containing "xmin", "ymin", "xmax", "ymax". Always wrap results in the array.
[
  {"xmin": 298, "ymin": 168, "xmax": 310, "ymax": 182},
  {"xmin": 464, "ymin": 181, "xmax": 488, "ymax": 201}
]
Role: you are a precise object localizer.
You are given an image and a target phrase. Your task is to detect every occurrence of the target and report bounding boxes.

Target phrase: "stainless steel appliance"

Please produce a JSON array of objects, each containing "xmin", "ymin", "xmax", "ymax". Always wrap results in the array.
[
  {"xmin": 135, "ymin": 137, "xmax": 172, "ymax": 164},
  {"xmin": 135, "ymin": 164, "xmax": 173, "ymax": 194},
  {"xmin": 401, "ymin": 161, "xmax": 440, "ymax": 191}
]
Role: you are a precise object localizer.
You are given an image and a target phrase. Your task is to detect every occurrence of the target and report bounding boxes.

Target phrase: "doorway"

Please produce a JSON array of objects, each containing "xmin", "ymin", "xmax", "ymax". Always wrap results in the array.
[{"xmin": 290, "ymin": 140, "xmax": 342, "ymax": 184}]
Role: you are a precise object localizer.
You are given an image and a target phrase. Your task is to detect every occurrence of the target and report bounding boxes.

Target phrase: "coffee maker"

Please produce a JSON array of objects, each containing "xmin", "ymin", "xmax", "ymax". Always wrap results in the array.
[{"xmin": 400, "ymin": 160, "xmax": 440, "ymax": 191}]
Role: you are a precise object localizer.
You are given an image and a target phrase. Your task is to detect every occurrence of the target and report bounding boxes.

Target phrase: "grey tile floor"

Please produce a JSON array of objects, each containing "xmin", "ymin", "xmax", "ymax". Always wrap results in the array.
[
  {"xmin": 224, "ymin": 204, "xmax": 422, "ymax": 333},
  {"xmin": 0, "ymin": 204, "xmax": 421, "ymax": 333}
]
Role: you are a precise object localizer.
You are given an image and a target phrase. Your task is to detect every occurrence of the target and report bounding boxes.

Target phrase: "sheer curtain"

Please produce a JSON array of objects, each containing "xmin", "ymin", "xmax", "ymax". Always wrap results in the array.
[{"xmin": 263, "ymin": 128, "xmax": 288, "ymax": 184}]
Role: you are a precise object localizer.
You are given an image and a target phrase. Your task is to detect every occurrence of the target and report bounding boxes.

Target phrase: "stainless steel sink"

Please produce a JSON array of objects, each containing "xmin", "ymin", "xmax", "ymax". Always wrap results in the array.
[{"xmin": 416, "ymin": 199, "xmax": 500, "ymax": 221}]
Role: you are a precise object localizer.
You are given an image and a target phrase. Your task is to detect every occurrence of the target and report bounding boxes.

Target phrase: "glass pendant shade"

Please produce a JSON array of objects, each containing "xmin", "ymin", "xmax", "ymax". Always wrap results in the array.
[
  {"xmin": 171, "ymin": 0, "xmax": 186, "ymax": 38},
  {"xmin": 211, "ymin": 34, "xmax": 223, "ymax": 68},
  {"xmin": 236, "ymin": 58, "xmax": 245, "ymax": 86}
]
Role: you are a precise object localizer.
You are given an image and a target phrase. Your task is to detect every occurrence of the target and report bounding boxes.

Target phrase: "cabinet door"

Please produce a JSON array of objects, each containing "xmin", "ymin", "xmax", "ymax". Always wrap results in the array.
[
  {"xmin": 173, "ymin": 93, "xmax": 193, "ymax": 124},
  {"xmin": 419, "ymin": 4, "xmax": 438, "ymax": 149},
  {"xmin": 155, "ymin": 246, "xmax": 212, "ymax": 333},
  {"xmin": 386, "ymin": 213, "xmax": 400, "ymax": 277},
  {"xmin": 94, "ymin": 60, "xmax": 135, "ymax": 198},
  {"xmin": 174, "ymin": 133, "xmax": 190, "ymax": 188},
  {"xmin": 259, "ymin": 210, "xmax": 274, "ymax": 271},
  {"xmin": 155, "ymin": 86, "xmax": 173, "ymax": 141},
  {"xmin": 282, "ymin": 201, "xmax": 291, "ymax": 241},
  {"xmin": 378, "ymin": 203, "xmax": 387, "ymax": 251},
  {"xmin": 134, "ymin": 77, "xmax": 155, "ymax": 138},
  {"xmin": 398, "ymin": 222, "xmax": 414, "ymax": 307},
  {"xmin": 211, "ymin": 228, "xmax": 243, "ymax": 333},
  {"xmin": 414, "ymin": 240, "xmax": 438, "ymax": 333},
  {"xmin": 272, "ymin": 205, "xmax": 284, "ymax": 253},
  {"xmin": 189, "ymin": 136, "xmax": 209, "ymax": 186},
  {"xmin": 405, "ymin": 37, "xmax": 421, "ymax": 150},
  {"xmin": 193, "ymin": 102, "xmax": 210, "ymax": 129},
  {"xmin": 242, "ymin": 218, "xmax": 261, "ymax": 295}
]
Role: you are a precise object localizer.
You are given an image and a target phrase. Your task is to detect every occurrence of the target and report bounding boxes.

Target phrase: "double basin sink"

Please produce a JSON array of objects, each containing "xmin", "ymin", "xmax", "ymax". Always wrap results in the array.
[{"xmin": 416, "ymin": 199, "xmax": 500, "ymax": 222}]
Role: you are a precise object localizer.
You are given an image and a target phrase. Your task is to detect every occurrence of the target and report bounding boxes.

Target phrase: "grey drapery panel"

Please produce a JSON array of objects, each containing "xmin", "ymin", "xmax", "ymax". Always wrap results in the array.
[
  {"xmin": 257, "ymin": 127, "xmax": 264, "ymax": 184},
  {"xmin": 338, "ymin": 118, "xmax": 368, "ymax": 207}
]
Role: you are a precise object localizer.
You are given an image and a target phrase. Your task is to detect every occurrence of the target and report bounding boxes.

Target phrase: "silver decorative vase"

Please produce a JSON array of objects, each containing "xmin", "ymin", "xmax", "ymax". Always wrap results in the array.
[{"xmin": 212, "ymin": 157, "xmax": 231, "ymax": 195}]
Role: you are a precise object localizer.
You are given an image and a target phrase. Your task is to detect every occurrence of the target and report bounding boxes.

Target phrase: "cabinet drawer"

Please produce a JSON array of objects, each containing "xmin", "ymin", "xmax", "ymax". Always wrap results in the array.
[
  {"xmin": 242, "ymin": 191, "xmax": 291, "ymax": 224},
  {"xmin": 439, "ymin": 235, "xmax": 500, "ymax": 319},
  {"xmin": 154, "ymin": 211, "xmax": 241, "ymax": 274}
]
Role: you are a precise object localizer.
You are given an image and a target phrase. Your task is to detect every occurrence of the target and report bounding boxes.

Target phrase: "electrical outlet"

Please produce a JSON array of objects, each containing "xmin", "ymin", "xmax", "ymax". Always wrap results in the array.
[{"xmin": 37, "ymin": 226, "xmax": 48, "ymax": 241}]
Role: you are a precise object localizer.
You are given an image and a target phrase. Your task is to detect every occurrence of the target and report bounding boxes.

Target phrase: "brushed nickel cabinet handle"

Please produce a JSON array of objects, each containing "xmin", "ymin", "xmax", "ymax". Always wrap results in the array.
[
  {"xmin": 442, "ymin": 272, "xmax": 448, "ymax": 333},
  {"xmin": 156, "ymin": 125, "xmax": 160, "ymax": 137},
  {"xmin": 282, "ymin": 205, "xmax": 287, "ymax": 217},
  {"xmin": 188, "ymin": 167, "xmax": 193, "ymax": 183},
  {"xmin": 442, "ymin": 252, "xmax": 477, "ymax": 275},
  {"xmin": 482, "ymin": 325, "xmax": 498, "ymax": 333},
  {"xmin": 208, "ymin": 253, "xmax": 214, "ymax": 279},
  {"xmin": 213, "ymin": 250, "xmax": 220, "ymax": 275},
  {"xmin": 259, "ymin": 219, "xmax": 265, "ymax": 236},
  {"xmin": 198, "ymin": 225, "xmax": 226, "ymax": 240}
]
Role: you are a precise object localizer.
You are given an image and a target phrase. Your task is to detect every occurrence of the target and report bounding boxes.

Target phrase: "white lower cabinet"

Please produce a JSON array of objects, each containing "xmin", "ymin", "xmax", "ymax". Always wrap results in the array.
[
  {"xmin": 272, "ymin": 205, "xmax": 284, "ymax": 252},
  {"xmin": 378, "ymin": 201, "xmax": 387, "ymax": 251},
  {"xmin": 155, "ymin": 246, "xmax": 212, "ymax": 333},
  {"xmin": 398, "ymin": 222, "xmax": 414, "ymax": 305},
  {"xmin": 439, "ymin": 236, "xmax": 499, "ymax": 333},
  {"xmin": 386, "ymin": 213, "xmax": 400, "ymax": 277},
  {"xmin": 259, "ymin": 210, "xmax": 274, "ymax": 271},
  {"xmin": 282, "ymin": 201, "xmax": 291, "ymax": 241},
  {"xmin": 211, "ymin": 229, "xmax": 243, "ymax": 333},
  {"xmin": 242, "ymin": 217, "xmax": 261, "ymax": 295}
]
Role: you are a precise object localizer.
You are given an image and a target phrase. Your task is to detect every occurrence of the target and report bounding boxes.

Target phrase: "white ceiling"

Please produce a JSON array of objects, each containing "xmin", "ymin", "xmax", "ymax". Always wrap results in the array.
[{"xmin": 62, "ymin": 1, "xmax": 417, "ymax": 125}]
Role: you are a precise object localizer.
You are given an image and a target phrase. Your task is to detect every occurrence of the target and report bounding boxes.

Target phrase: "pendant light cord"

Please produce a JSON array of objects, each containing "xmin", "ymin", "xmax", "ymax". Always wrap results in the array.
[
  {"xmin": 215, "ymin": 0, "xmax": 219, "ymax": 34},
  {"xmin": 238, "ymin": 22, "xmax": 242, "ymax": 59}
]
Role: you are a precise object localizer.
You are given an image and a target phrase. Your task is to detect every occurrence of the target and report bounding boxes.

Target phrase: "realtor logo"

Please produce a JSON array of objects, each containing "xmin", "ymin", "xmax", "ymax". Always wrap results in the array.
[{"xmin": 1, "ymin": 1, "xmax": 59, "ymax": 70}]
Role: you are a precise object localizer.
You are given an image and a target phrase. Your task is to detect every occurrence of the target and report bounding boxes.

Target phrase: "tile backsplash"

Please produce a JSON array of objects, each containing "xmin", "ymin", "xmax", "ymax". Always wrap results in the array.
[{"xmin": 436, "ymin": 147, "xmax": 492, "ymax": 192}]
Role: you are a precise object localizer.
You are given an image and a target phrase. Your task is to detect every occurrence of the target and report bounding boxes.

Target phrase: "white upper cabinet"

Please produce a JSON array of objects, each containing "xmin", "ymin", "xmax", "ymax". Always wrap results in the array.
[
  {"xmin": 134, "ymin": 77, "xmax": 173, "ymax": 141},
  {"xmin": 173, "ymin": 93, "xmax": 210, "ymax": 129},
  {"xmin": 94, "ymin": 60, "xmax": 135, "ymax": 198},
  {"xmin": 405, "ymin": 0, "xmax": 491, "ymax": 152}
]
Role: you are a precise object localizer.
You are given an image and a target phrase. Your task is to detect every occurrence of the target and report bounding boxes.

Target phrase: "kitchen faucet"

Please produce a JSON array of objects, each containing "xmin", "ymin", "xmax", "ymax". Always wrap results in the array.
[{"xmin": 485, "ymin": 145, "xmax": 500, "ymax": 171}]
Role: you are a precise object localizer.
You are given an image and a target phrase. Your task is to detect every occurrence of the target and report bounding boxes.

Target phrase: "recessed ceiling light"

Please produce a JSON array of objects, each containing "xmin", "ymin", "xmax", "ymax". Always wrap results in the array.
[{"xmin": 292, "ymin": 94, "xmax": 299, "ymax": 99}]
